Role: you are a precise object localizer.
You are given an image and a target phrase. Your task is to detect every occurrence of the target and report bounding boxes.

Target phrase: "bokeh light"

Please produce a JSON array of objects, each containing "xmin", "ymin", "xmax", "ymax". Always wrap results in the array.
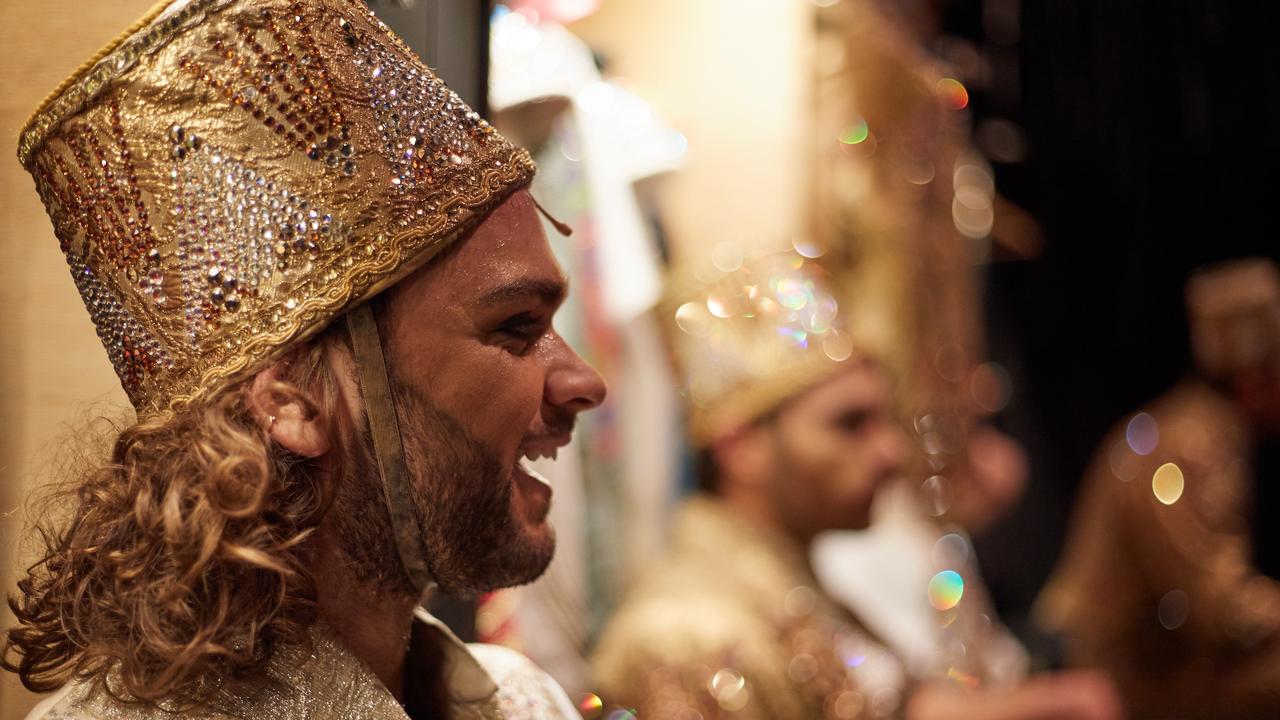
[
  {"xmin": 709, "ymin": 667, "xmax": 750, "ymax": 711},
  {"xmin": 774, "ymin": 277, "xmax": 812, "ymax": 310},
  {"xmin": 932, "ymin": 533, "xmax": 970, "ymax": 570},
  {"xmin": 828, "ymin": 689, "xmax": 865, "ymax": 719},
  {"xmin": 578, "ymin": 693, "xmax": 604, "ymax": 719},
  {"xmin": 839, "ymin": 119, "xmax": 870, "ymax": 145},
  {"xmin": 675, "ymin": 302, "xmax": 711, "ymax": 336},
  {"xmin": 1158, "ymin": 589, "xmax": 1190, "ymax": 630},
  {"xmin": 936, "ymin": 78, "xmax": 969, "ymax": 109},
  {"xmin": 1109, "ymin": 439, "xmax": 1139, "ymax": 481},
  {"xmin": 970, "ymin": 362, "xmax": 1012, "ymax": 412},
  {"xmin": 1126, "ymin": 412, "xmax": 1159, "ymax": 455},
  {"xmin": 1152, "ymin": 462, "xmax": 1185, "ymax": 505},
  {"xmin": 921, "ymin": 475, "xmax": 951, "ymax": 516},
  {"xmin": 928, "ymin": 570, "xmax": 965, "ymax": 610},
  {"xmin": 706, "ymin": 294, "xmax": 733, "ymax": 319},
  {"xmin": 711, "ymin": 241, "xmax": 744, "ymax": 272},
  {"xmin": 793, "ymin": 236, "xmax": 826, "ymax": 258},
  {"xmin": 947, "ymin": 667, "xmax": 980, "ymax": 688},
  {"xmin": 822, "ymin": 330, "xmax": 855, "ymax": 362}
]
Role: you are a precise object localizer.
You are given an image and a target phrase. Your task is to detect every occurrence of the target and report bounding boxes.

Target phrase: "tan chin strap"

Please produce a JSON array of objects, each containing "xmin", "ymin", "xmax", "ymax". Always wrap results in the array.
[{"xmin": 346, "ymin": 303, "xmax": 435, "ymax": 591}]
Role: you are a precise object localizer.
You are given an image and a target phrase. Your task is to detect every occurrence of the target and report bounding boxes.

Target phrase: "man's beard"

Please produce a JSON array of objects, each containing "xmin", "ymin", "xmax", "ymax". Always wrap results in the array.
[{"xmin": 330, "ymin": 386, "xmax": 555, "ymax": 599}]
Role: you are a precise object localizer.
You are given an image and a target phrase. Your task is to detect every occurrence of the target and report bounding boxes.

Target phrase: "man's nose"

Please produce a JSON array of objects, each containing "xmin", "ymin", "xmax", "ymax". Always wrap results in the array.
[
  {"xmin": 544, "ymin": 332, "xmax": 607, "ymax": 413},
  {"xmin": 876, "ymin": 423, "xmax": 908, "ymax": 472}
]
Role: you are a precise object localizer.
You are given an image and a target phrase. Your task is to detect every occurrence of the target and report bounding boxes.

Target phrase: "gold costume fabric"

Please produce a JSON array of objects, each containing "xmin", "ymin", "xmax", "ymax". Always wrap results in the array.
[
  {"xmin": 591, "ymin": 497, "xmax": 908, "ymax": 719},
  {"xmin": 19, "ymin": 0, "xmax": 535, "ymax": 413},
  {"xmin": 26, "ymin": 608, "xmax": 578, "ymax": 720},
  {"xmin": 1039, "ymin": 380, "xmax": 1280, "ymax": 718}
]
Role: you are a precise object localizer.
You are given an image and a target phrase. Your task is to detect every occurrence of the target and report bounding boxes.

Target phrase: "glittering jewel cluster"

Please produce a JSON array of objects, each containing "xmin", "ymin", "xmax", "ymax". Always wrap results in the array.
[
  {"xmin": 179, "ymin": 3, "xmax": 356, "ymax": 175},
  {"xmin": 30, "ymin": 100, "xmax": 172, "ymax": 391},
  {"xmin": 351, "ymin": 21, "xmax": 485, "ymax": 195},
  {"xmin": 167, "ymin": 124, "xmax": 348, "ymax": 342}
]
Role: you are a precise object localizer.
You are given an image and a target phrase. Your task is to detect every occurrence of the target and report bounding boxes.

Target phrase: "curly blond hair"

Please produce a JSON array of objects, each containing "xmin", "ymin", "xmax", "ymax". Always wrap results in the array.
[{"xmin": 2, "ymin": 325, "xmax": 352, "ymax": 706}]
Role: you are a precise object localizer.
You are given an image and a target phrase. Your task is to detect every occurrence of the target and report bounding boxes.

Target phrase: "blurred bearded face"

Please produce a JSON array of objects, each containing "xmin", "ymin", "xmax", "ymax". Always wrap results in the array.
[
  {"xmin": 764, "ymin": 362, "xmax": 906, "ymax": 537},
  {"xmin": 329, "ymin": 190, "xmax": 606, "ymax": 598}
]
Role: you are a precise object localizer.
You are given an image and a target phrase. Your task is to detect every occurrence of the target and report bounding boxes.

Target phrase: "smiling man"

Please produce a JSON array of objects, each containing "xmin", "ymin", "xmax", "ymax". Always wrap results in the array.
[{"xmin": 4, "ymin": 0, "xmax": 603, "ymax": 718}]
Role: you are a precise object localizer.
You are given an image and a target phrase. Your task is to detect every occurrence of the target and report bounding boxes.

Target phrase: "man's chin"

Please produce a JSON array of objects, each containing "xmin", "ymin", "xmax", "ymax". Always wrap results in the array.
[
  {"xmin": 482, "ymin": 524, "xmax": 556, "ymax": 594},
  {"xmin": 518, "ymin": 523, "xmax": 556, "ymax": 584}
]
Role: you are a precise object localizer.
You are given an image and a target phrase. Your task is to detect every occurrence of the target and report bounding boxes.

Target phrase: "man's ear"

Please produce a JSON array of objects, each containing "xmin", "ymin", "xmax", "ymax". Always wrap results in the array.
[
  {"xmin": 246, "ymin": 359, "xmax": 329, "ymax": 459},
  {"xmin": 711, "ymin": 422, "xmax": 773, "ymax": 491}
]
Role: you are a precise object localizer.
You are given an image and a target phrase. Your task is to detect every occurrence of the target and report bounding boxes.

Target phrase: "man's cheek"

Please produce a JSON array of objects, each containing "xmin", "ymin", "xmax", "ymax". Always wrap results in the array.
[{"xmin": 482, "ymin": 371, "xmax": 543, "ymax": 440}]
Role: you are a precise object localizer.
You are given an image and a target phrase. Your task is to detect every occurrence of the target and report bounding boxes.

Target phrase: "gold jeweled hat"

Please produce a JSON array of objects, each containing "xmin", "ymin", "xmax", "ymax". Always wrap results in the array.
[
  {"xmin": 19, "ymin": 0, "xmax": 536, "ymax": 414},
  {"xmin": 660, "ymin": 246, "xmax": 859, "ymax": 447}
]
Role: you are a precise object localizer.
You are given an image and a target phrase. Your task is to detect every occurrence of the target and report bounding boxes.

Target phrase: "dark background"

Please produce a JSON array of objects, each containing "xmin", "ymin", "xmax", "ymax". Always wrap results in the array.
[{"xmin": 935, "ymin": 0, "xmax": 1280, "ymax": 657}]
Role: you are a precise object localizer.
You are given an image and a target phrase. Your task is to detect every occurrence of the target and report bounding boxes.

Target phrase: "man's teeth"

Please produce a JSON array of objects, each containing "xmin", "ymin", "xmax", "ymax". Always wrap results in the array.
[
  {"xmin": 521, "ymin": 447, "xmax": 559, "ymax": 461},
  {"xmin": 518, "ymin": 459, "xmax": 552, "ymax": 487}
]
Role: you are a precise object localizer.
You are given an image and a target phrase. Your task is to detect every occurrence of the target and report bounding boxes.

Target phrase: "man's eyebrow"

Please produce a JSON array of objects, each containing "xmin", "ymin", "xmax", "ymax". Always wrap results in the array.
[{"xmin": 475, "ymin": 277, "xmax": 569, "ymax": 306}]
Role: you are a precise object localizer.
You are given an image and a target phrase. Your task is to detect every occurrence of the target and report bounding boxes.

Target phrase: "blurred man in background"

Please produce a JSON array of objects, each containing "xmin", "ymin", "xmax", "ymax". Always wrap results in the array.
[
  {"xmin": 591, "ymin": 249, "xmax": 1120, "ymax": 720},
  {"xmin": 1039, "ymin": 259, "xmax": 1280, "ymax": 719}
]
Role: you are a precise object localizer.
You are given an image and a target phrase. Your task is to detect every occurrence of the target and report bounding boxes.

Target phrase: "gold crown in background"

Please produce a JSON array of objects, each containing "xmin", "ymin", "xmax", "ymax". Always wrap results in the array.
[
  {"xmin": 659, "ymin": 245, "xmax": 858, "ymax": 446},
  {"xmin": 20, "ymin": 0, "xmax": 535, "ymax": 414}
]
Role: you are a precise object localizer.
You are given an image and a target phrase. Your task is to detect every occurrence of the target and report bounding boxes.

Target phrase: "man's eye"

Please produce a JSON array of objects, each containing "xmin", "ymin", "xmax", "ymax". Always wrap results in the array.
[
  {"xmin": 498, "ymin": 314, "xmax": 539, "ymax": 336},
  {"xmin": 834, "ymin": 410, "xmax": 872, "ymax": 432},
  {"xmin": 495, "ymin": 314, "xmax": 545, "ymax": 344}
]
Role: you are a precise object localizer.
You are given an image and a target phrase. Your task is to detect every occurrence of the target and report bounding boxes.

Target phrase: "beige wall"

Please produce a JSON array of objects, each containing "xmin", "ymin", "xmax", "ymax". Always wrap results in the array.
[
  {"xmin": 570, "ymin": 0, "xmax": 811, "ymax": 261},
  {"xmin": 0, "ymin": 2, "xmax": 150, "ymax": 716}
]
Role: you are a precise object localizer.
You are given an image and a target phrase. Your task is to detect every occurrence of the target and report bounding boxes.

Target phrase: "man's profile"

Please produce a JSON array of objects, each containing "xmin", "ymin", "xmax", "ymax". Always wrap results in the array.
[{"xmin": 4, "ymin": 0, "xmax": 604, "ymax": 717}]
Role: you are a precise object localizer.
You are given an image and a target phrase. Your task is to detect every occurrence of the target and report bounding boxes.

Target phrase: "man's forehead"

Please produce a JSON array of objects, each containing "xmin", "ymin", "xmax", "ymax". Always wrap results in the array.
[
  {"xmin": 804, "ymin": 362, "xmax": 886, "ymax": 412},
  {"xmin": 409, "ymin": 190, "xmax": 567, "ymax": 304}
]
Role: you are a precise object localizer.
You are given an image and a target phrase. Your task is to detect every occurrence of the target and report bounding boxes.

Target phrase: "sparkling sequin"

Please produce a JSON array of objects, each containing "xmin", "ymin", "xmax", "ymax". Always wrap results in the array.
[{"xmin": 351, "ymin": 23, "xmax": 490, "ymax": 199}]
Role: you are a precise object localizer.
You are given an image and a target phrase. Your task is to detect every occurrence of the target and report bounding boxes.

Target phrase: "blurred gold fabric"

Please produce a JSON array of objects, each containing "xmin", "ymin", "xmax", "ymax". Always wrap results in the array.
[{"xmin": 591, "ymin": 497, "xmax": 907, "ymax": 719}]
